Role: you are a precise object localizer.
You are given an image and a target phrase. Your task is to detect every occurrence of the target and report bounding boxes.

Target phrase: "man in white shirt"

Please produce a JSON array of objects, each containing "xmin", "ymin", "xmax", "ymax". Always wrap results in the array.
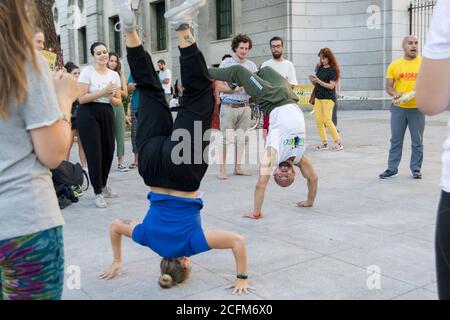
[
  {"xmin": 158, "ymin": 59, "xmax": 172, "ymax": 105},
  {"xmin": 261, "ymin": 37, "xmax": 298, "ymax": 137},
  {"xmin": 261, "ymin": 36, "xmax": 298, "ymax": 88},
  {"xmin": 416, "ymin": 0, "xmax": 450, "ymax": 300}
]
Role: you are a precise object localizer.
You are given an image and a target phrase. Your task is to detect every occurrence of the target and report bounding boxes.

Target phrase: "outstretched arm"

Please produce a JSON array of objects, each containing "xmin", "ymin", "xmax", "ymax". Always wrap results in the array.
[
  {"xmin": 251, "ymin": 173, "xmax": 270, "ymax": 218},
  {"xmin": 99, "ymin": 219, "xmax": 139, "ymax": 280},
  {"xmin": 204, "ymin": 230, "xmax": 254, "ymax": 295},
  {"xmin": 295, "ymin": 155, "xmax": 318, "ymax": 207},
  {"xmin": 247, "ymin": 148, "xmax": 275, "ymax": 219}
]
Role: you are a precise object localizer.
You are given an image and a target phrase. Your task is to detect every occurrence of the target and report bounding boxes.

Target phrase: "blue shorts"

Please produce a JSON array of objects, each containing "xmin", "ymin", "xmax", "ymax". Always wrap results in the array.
[{"xmin": 132, "ymin": 193, "xmax": 211, "ymax": 258}]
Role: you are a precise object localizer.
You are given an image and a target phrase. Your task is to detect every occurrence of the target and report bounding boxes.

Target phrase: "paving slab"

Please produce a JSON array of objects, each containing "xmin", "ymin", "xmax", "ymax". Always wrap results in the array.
[{"xmin": 62, "ymin": 110, "xmax": 448, "ymax": 300}]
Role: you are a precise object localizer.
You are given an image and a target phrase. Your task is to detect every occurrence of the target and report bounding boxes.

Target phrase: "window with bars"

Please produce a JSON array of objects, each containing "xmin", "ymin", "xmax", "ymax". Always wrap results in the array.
[
  {"xmin": 216, "ymin": 0, "xmax": 232, "ymax": 40},
  {"xmin": 110, "ymin": 16, "xmax": 122, "ymax": 57},
  {"xmin": 155, "ymin": 2, "xmax": 166, "ymax": 51}
]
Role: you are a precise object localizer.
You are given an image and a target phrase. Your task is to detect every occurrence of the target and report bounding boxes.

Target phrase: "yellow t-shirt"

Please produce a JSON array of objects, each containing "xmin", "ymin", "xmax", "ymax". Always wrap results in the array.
[{"xmin": 386, "ymin": 56, "xmax": 422, "ymax": 109}]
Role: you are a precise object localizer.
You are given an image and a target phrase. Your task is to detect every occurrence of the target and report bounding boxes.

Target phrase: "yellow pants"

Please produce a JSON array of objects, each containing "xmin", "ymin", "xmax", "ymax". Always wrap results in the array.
[{"xmin": 314, "ymin": 99, "xmax": 340, "ymax": 143}]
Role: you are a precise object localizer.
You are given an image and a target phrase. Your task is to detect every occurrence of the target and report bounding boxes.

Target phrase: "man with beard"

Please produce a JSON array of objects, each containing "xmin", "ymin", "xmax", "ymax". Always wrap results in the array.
[
  {"xmin": 261, "ymin": 37, "xmax": 298, "ymax": 88},
  {"xmin": 260, "ymin": 37, "xmax": 298, "ymax": 138},
  {"xmin": 379, "ymin": 35, "xmax": 425, "ymax": 180},
  {"xmin": 208, "ymin": 64, "xmax": 319, "ymax": 220}
]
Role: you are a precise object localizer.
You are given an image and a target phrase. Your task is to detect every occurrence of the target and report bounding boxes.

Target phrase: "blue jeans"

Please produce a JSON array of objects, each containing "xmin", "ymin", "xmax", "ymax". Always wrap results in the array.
[{"xmin": 388, "ymin": 105, "xmax": 425, "ymax": 173}]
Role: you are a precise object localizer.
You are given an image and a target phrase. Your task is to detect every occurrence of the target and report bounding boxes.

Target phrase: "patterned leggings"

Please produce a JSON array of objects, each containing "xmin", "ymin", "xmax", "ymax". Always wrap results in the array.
[{"xmin": 0, "ymin": 227, "xmax": 64, "ymax": 300}]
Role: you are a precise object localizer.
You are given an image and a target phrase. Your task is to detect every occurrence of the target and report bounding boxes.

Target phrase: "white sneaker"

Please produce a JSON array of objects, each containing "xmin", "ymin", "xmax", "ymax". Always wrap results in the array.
[
  {"xmin": 164, "ymin": 0, "xmax": 206, "ymax": 30},
  {"xmin": 112, "ymin": 0, "xmax": 136, "ymax": 31},
  {"xmin": 95, "ymin": 194, "xmax": 108, "ymax": 209},
  {"xmin": 102, "ymin": 186, "xmax": 119, "ymax": 199},
  {"xmin": 315, "ymin": 144, "xmax": 329, "ymax": 151},
  {"xmin": 334, "ymin": 144, "xmax": 344, "ymax": 152},
  {"xmin": 117, "ymin": 164, "xmax": 130, "ymax": 172}
]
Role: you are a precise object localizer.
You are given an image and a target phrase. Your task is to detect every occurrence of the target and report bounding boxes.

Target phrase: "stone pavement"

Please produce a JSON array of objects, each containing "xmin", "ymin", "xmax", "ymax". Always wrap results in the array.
[{"xmin": 62, "ymin": 110, "xmax": 448, "ymax": 300}]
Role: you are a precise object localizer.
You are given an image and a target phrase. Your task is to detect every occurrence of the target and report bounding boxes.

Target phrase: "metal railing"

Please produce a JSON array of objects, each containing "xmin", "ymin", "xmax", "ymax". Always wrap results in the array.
[{"xmin": 408, "ymin": 0, "xmax": 437, "ymax": 55}]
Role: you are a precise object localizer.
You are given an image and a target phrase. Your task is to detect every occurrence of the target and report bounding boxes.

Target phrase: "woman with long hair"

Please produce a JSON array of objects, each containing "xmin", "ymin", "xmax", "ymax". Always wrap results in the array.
[
  {"xmin": 0, "ymin": 0, "xmax": 79, "ymax": 300},
  {"xmin": 77, "ymin": 42, "xmax": 122, "ymax": 209},
  {"xmin": 108, "ymin": 52, "xmax": 130, "ymax": 172},
  {"xmin": 309, "ymin": 48, "xmax": 343, "ymax": 151}
]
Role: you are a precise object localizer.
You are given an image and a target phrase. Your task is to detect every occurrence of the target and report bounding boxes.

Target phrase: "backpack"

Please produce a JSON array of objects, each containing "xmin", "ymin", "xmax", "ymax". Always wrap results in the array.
[{"xmin": 51, "ymin": 161, "xmax": 89, "ymax": 209}]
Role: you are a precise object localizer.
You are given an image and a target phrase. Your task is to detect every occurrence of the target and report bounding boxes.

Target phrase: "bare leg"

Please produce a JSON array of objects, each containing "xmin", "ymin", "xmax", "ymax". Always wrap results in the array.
[
  {"xmin": 177, "ymin": 28, "xmax": 196, "ymax": 48},
  {"xmin": 77, "ymin": 130, "xmax": 87, "ymax": 167},
  {"xmin": 125, "ymin": 29, "xmax": 142, "ymax": 48},
  {"xmin": 219, "ymin": 146, "xmax": 228, "ymax": 180},
  {"xmin": 234, "ymin": 144, "xmax": 251, "ymax": 176}
]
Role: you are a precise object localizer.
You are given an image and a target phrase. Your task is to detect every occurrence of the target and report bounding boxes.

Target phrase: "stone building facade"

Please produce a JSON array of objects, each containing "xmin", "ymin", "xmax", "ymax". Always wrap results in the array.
[{"xmin": 53, "ymin": 0, "xmax": 420, "ymax": 108}]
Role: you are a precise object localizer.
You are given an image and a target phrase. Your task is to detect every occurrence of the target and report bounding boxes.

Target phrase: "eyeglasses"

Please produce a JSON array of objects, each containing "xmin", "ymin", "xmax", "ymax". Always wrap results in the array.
[{"xmin": 271, "ymin": 45, "xmax": 283, "ymax": 49}]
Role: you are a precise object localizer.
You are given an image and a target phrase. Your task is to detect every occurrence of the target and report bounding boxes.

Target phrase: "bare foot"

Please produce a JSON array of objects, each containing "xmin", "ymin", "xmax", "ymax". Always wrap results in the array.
[
  {"xmin": 243, "ymin": 212, "xmax": 263, "ymax": 220},
  {"xmin": 233, "ymin": 170, "xmax": 252, "ymax": 176},
  {"xmin": 218, "ymin": 173, "xmax": 228, "ymax": 180}
]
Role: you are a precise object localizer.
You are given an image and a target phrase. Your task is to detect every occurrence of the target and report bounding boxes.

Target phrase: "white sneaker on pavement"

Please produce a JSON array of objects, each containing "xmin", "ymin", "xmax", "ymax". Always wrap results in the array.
[
  {"xmin": 117, "ymin": 164, "xmax": 130, "ymax": 172},
  {"xmin": 102, "ymin": 186, "xmax": 119, "ymax": 199},
  {"xmin": 95, "ymin": 194, "xmax": 108, "ymax": 209}
]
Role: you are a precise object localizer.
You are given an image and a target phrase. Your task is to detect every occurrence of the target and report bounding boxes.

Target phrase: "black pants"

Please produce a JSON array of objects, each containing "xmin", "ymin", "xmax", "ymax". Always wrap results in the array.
[
  {"xmin": 77, "ymin": 103, "xmax": 115, "ymax": 195},
  {"xmin": 436, "ymin": 191, "xmax": 450, "ymax": 300},
  {"xmin": 127, "ymin": 43, "xmax": 214, "ymax": 191}
]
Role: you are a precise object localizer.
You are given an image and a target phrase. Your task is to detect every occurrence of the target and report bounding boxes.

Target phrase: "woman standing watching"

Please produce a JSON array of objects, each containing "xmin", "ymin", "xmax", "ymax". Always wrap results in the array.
[
  {"xmin": 0, "ymin": 0, "xmax": 79, "ymax": 300},
  {"xmin": 309, "ymin": 48, "xmax": 343, "ymax": 151},
  {"xmin": 77, "ymin": 42, "xmax": 122, "ymax": 209},
  {"xmin": 108, "ymin": 52, "xmax": 130, "ymax": 172}
]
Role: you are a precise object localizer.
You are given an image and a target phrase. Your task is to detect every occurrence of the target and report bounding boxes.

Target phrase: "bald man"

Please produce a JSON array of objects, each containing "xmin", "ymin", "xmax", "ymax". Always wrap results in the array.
[{"xmin": 380, "ymin": 35, "xmax": 425, "ymax": 180}]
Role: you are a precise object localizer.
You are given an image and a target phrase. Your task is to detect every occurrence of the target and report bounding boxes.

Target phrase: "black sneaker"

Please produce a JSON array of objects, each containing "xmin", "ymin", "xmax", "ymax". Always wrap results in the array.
[
  {"xmin": 413, "ymin": 170, "xmax": 422, "ymax": 179},
  {"xmin": 58, "ymin": 195, "xmax": 72, "ymax": 210},
  {"xmin": 379, "ymin": 169, "xmax": 398, "ymax": 179}
]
